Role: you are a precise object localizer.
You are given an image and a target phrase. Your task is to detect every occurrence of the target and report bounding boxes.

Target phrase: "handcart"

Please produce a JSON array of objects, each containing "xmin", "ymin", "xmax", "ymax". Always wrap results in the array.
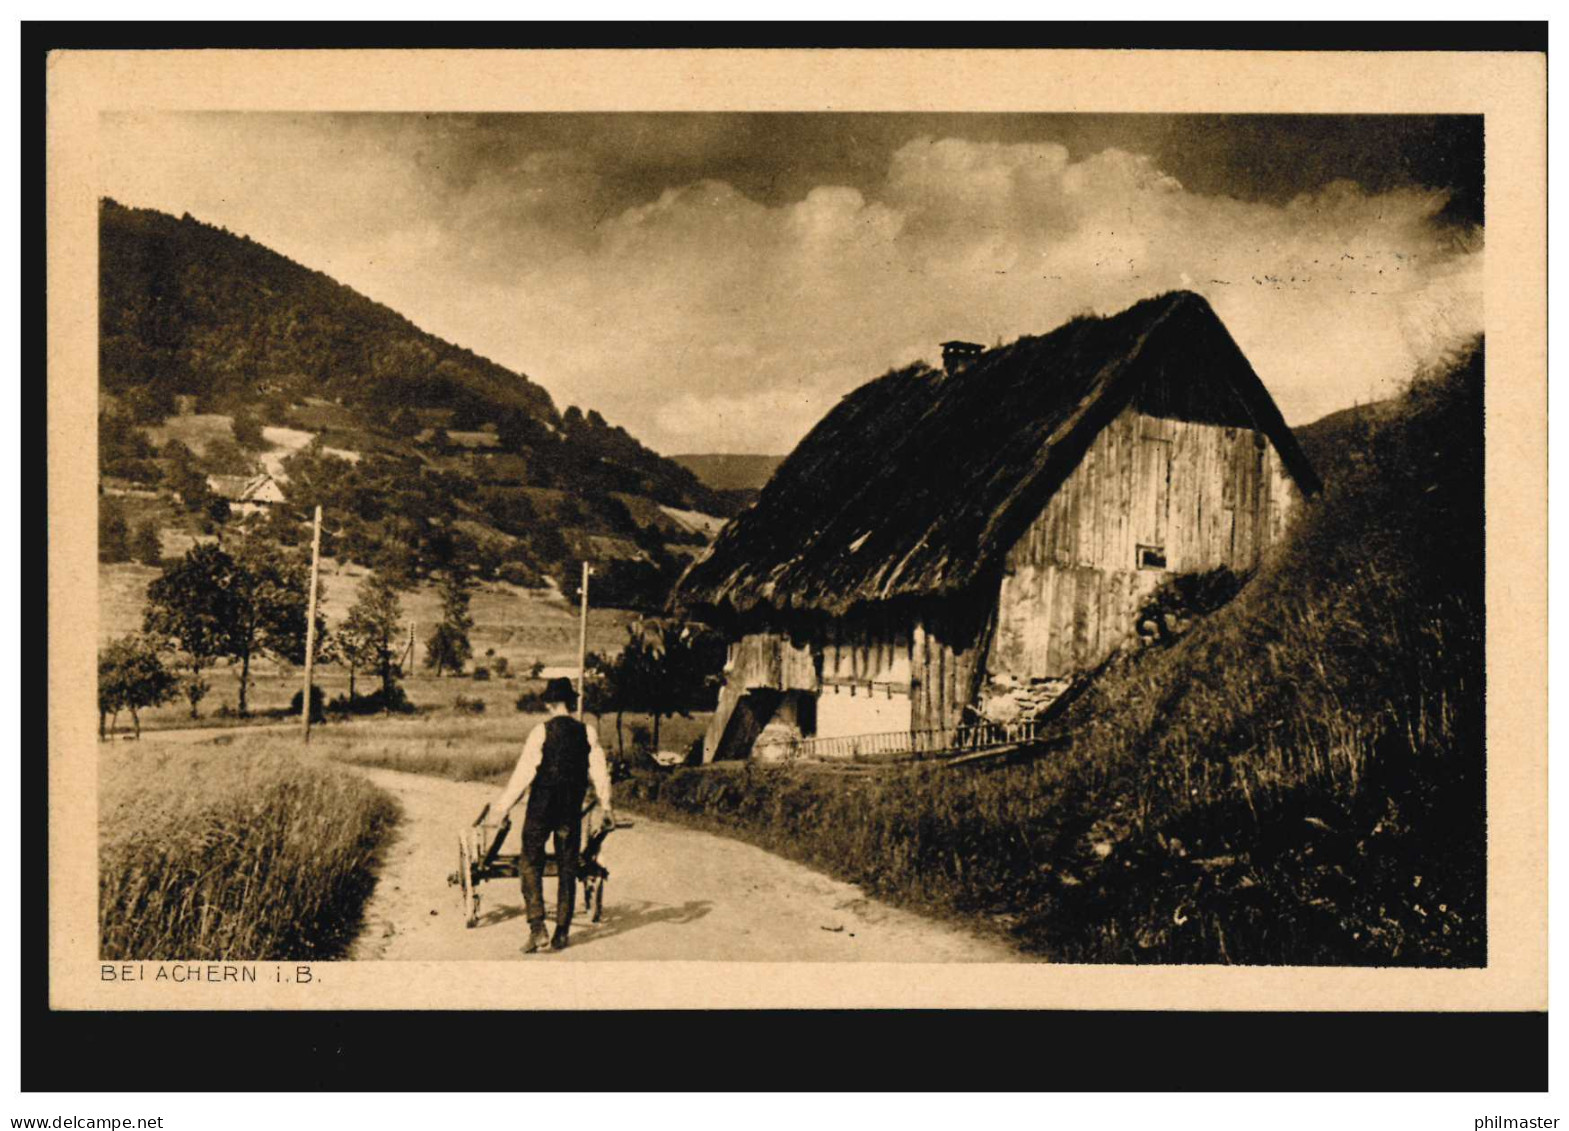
[{"xmin": 448, "ymin": 801, "xmax": 618, "ymax": 928}]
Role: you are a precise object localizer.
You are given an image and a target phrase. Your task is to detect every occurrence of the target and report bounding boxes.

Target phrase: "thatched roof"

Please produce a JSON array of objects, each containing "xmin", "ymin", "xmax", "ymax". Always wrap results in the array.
[
  {"xmin": 672, "ymin": 291, "xmax": 1320, "ymax": 619},
  {"xmin": 206, "ymin": 472, "xmax": 278, "ymax": 503}
]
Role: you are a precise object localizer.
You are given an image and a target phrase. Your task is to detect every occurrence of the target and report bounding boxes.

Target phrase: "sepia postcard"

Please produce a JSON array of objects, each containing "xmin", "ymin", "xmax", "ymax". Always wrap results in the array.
[{"xmin": 46, "ymin": 47, "xmax": 1546, "ymax": 1012}]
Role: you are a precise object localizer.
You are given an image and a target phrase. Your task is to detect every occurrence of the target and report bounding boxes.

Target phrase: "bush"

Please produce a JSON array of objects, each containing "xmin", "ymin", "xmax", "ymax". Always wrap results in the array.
[
  {"xmin": 471, "ymin": 667, "xmax": 491, "ymax": 681},
  {"xmin": 498, "ymin": 560, "xmax": 543, "ymax": 588},
  {"xmin": 232, "ymin": 409, "xmax": 266, "ymax": 451},
  {"xmin": 131, "ymin": 523, "xmax": 165, "ymax": 567},
  {"xmin": 454, "ymin": 694, "xmax": 486, "ymax": 715},
  {"xmin": 326, "ymin": 690, "xmax": 413, "ymax": 717},
  {"xmin": 99, "ymin": 498, "xmax": 130, "ymax": 563},
  {"xmin": 515, "ymin": 688, "xmax": 547, "ymax": 713},
  {"xmin": 1134, "ymin": 566, "xmax": 1249, "ymax": 645},
  {"xmin": 492, "ymin": 656, "xmax": 510, "ymax": 677},
  {"xmin": 288, "ymin": 685, "xmax": 327, "ymax": 723},
  {"xmin": 328, "ymin": 685, "xmax": 418, "ymax": 716}
]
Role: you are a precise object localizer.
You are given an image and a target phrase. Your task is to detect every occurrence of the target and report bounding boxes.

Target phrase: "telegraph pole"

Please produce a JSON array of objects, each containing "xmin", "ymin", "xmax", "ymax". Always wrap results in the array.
[
  {"xmin": 577, "ymin": 561, "xmax": 592, "ymax": 721},
  {"xmin": 301, "ymin": 504, "xmax": 323, "ymax": 743}
]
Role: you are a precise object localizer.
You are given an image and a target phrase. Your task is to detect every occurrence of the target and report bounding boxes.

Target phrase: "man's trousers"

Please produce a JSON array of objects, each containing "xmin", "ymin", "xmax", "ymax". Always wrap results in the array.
[{"xmin": 519, "ymin": 803, "xmax": 581, "ymax": 932}]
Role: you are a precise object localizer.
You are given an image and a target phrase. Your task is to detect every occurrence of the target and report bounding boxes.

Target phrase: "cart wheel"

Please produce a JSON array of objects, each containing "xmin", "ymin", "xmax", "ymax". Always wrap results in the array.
[
  {"xmin": 590, "ymin": 876, "xmax": 605, "ymax": 923},
  {"xmin": 456, "ymin": 834, "xmax": 477, "ymax": 928}
]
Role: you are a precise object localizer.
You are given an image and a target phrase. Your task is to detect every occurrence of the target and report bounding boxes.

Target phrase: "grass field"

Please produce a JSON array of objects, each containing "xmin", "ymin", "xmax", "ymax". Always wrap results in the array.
[
  {"xmin": 100, "ymin": 737, "xmax": 399, "ymax": 960},
  {"xmin": 304, "ymin": 711, "xmax": 711, "ymax": 782},
  {"xmin": 622, "ymin": 342, "xmax": 1486, "ymax": 967},
  {"xmin": 142, "ymin": 413, "xmax": 237, "ymax": 457},
  {"xmin": 100, "ymin": 562, "xmax": 640, "ymax": 730}
]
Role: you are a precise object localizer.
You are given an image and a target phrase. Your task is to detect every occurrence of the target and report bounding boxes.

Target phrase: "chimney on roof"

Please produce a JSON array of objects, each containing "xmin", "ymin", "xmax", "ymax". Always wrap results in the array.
[{"xmin": 941, "ymin": 340, "xmax": 984, "ymax": 375}]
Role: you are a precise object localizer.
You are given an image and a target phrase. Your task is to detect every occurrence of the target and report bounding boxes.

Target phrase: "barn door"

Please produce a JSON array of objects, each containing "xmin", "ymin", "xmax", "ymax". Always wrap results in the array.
[{"xmin": 1135, "ymin": 425, "xmax": 1173, "ymax": 571}]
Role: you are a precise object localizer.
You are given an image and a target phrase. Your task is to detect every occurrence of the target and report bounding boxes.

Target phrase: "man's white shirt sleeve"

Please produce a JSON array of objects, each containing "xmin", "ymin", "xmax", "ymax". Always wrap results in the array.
[
  {"xmin": 491, "ymin": 724, "xmax": 546, "ymax": 817},
  {"xmin": 586, "ymin": 724, "xmax": 613, "ymax": 810}
]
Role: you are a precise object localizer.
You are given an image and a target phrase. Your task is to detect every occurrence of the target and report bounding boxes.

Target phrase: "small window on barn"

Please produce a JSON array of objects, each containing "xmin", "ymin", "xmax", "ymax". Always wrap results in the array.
[{"xmin": 1137, "ymin": 544, "xmax": 1167, "ymax": 571}]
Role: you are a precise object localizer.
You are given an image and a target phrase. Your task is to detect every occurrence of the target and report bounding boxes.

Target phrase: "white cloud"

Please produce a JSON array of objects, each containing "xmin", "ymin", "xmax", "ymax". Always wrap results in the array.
[{"xmin": 101, "ymin": 121, "xmax": 1483, "ymax": 455}]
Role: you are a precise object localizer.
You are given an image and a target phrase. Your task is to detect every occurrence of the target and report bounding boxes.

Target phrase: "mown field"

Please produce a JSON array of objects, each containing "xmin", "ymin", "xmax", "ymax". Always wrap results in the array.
[
  {"xmin": 621, "ymin": 342, "xmax": 1487, "ymax": 966},
  {"xmin": 100, "ymin": 737, "xmax": 399, "ymax": 960}
]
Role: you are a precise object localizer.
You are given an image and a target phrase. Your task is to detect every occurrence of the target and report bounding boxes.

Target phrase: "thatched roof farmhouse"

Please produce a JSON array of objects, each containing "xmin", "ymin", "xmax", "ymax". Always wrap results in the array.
[
  {"xmin": 672, "ymin": 291, "xmax": 1321, "ymax": 763},
  {"xmin": 206, "ymin": 472, "xmax": 286, "ymax": 516}
]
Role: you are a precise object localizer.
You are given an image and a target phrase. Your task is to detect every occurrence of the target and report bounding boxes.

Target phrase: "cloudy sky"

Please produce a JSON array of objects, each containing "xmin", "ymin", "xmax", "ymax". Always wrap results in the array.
[{"xmin": 100, "ymin": 112, "xmax": 1483, "ymax": 455}]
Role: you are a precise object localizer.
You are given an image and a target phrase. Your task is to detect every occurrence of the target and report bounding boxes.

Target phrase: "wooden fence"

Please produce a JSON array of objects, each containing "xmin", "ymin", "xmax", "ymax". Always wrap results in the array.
[{"xmin": 751, "ymin": 717, "xmax": 1048, "ymax": 764}]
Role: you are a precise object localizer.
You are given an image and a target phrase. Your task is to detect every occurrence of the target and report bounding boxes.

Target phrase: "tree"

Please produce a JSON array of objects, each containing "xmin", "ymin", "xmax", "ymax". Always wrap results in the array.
[
  {"xmin": 100, "ymin": 411, "xmax": 158, "ymax": 481},
  {"xmin": 225, "ymin": 538, "xmax": 321, "ymax": 715},
  {"xmin": 99, "ymin": 634, "xmax": 178, "ymax": 739},
  {"xmin": 495, "ymin": 408, "xmax": 548, "ymax": 454},
  {"xmin": 123, "ymin": 385, "xmax": 175, "ymax": 425},
  {"xmin": 260, "ymin": 503, "xmax": 302, "ymax": 547},
  {"xmin": 180, "ymin": 672, "xmax": 209, "ymax": 718},
  {"xmin": 342, "ymin": 574, "xmax": 406, "ymax": 706},
  {"xmin": 423, "ymin": 572, "xmax": 474, "ymax": 676},
  {"xmin": 231, "ymin": 408, "xmax": 266, "ymax": 450},
  {"xmin": 142, "ymin": 539, "xmax": 321, "ymax": 717},
  {"xmin": 335, "ymin": 618, "xmax": 381, "ymax": 701},
  {"xmin": 371, "ymin": 538, "xmax": 418, "ymax": 588},
  {"xmin": 527, "ymin": 523, "xmax": 568, "ymax": 570},
  {"xmin": 597, "ymin": 619, "xmax": 726, "ymax": 753},
  {"xmin": 99, "ymin": 497, "xmax": 130, "ymax": 563},
  {"xmin": 162, "ymin": 454, "xmax": 217, "ymax": 517},
  {"xmin": 389, "ymin": 407, "xmax": 422, "ymax": 438},
  {"xmin": 201, "ymin": 436, "xmax": 258, "ymax": 477},
  {"xmin": 143, "ymin": 543, "xmax": 234, "ymax": 716},
  {"xmin": 131, "ymin": 522, "xmax": 164, "ymax": 566}
]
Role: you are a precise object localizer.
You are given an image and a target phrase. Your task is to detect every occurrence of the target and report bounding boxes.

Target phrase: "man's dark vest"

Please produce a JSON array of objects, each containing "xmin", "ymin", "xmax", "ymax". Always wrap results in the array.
[{"xmin": 527, "ymin": 715, "xmax": 590, "ymax": 823}]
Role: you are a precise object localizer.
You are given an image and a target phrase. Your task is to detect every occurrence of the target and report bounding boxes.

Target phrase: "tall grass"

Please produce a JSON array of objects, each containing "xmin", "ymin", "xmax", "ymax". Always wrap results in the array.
[
  {"xmin": 100, "ymin": 740, "xmax": 399, "ymax": 960},
  {"xmin": 625, "ymin": 342, "xmax": 1486, "ymax": 966}
]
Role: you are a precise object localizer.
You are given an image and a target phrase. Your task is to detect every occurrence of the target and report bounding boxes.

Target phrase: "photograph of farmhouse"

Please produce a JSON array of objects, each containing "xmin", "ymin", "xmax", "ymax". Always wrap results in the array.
[{"xmin": 91, "ymin": 109, "xmax": 1486, "ymax": 970}]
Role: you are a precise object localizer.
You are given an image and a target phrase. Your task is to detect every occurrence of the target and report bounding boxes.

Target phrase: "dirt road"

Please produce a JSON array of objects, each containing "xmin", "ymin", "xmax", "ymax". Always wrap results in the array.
[{"xmin": 351, "ymin": 767, "xmax": 1020, "ymax": 962}]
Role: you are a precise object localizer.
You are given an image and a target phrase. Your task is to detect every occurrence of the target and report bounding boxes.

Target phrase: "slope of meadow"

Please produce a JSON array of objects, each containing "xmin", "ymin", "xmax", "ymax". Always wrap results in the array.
[{"xmin": 624, "ymin": 341, "xmax": 1486, "ymax": 965}]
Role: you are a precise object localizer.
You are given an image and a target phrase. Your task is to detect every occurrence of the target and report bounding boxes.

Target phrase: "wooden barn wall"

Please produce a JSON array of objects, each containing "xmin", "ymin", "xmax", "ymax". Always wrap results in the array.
[
  {"xmin": 724, "ymin": 632, "xmax": 820, "ymax": 693},
  {"xmin": 820, "ymin": 619, "xmax": 911, "ymax": 689},
  {"xmin": 987, "ymin": 405, "xmax": 1300, "ymax": 682},
  {"xmin": 910, "ymin": 612, "xmax": 989, "ymax": 733}
]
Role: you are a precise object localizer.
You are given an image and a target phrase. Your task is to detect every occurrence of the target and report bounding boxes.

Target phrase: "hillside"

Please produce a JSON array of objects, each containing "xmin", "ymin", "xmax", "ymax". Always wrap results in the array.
[
  {"xmin": 99, "ymin": 198, "xmax": 733, "ymax": 520},
  {"xmin": 627, "ymin": 340, "xmax": 1486, "ymax": 965},
  {"xmin": 1294, "ymin": 398, "xmax": 1396, "ymax": 475},
  {"xmin": 670, "ymin": 453, "xmax": 785, "ymax": 493},
  {"xmin": 98, "ymin": 198, "xmax": 739, "ymax": 608}
]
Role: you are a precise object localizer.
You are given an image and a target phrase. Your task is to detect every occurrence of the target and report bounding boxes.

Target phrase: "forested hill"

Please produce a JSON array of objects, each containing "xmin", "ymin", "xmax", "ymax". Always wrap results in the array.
[
  {"xmin": 670, "ymin": 454, "xmax": 785, "ymax": 493},
  {"xmin": 98, "ymin": 198, "xmax": 727, "ymax": 517}
]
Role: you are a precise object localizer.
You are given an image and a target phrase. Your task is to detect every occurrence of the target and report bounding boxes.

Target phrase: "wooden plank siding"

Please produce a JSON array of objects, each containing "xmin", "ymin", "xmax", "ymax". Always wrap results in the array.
[
  {"xmin": 985, "ymin": 404, "xmax": 1299, "ymax": 684},
  {"xmin": 723, "ymin": 632, "xmax": 819, "ymax": 693},
  {"xmin": 910, "ymin": 617, "xmax": 987, "ymax": 734}
]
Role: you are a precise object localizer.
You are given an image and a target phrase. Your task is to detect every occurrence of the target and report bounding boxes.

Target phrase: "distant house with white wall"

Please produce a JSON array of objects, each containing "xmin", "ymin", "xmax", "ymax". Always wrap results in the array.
[
  {"xmin": 670, "ymin": 291, "xmax": 1321, "ymax": 763},
  {"xmin": 206, "ymin": 472, "xmax": 286, "ymax": 516}
]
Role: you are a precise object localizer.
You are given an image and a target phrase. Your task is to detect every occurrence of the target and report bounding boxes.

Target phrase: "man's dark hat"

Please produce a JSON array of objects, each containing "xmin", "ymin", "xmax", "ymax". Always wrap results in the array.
[{"xmin": 543, "ymin": 677, "xmax": 578, "ymax": 706}]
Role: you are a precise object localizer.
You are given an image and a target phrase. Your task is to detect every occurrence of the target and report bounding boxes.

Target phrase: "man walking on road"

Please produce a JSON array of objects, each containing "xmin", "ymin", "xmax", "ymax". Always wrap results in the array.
[{"xmin": 490, "ymin": 677, "xmax": 614, "ymax": 953}]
